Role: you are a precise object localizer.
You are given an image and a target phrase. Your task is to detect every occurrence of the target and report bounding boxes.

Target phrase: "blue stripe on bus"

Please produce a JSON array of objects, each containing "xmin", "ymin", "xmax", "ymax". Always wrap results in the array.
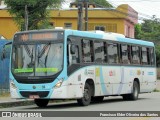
[
  {"xmin": 100, "ymin": 67, "xmax": 109, "ymax": 95},
  {"xmin": 117, "ymin": 67, "xmax": 124, "ymax": 94},
  {"xmin": 117, "ymin": 37, "xmax": 154, "ymax": 47},
  {"xmin": 66, "ymin": 30, "xmax": 103, "ymax": 39}
]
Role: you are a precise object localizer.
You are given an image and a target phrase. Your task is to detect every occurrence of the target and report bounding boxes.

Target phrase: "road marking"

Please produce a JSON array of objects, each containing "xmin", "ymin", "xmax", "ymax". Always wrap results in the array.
[{"xmin": 128, "ymin": 118, "xmax": 160, "ymax": 120}]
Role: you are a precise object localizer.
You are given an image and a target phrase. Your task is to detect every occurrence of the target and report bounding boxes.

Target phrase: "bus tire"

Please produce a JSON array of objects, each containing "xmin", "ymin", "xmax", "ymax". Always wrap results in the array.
[
  {"xmin": 129, "ymin": 81, "xmax": 139, "ymax": 100},
  {"xmin": 91, "ymin": 96, "xmax": 104, "ymax": 102},
  {"xmin": 77, "ymin": 83, "xmax": 91, "ymax": 106},
  {"xmin": 123, "ymin": 81, "xmax": 139, "ymax": 100},
  {"xmin": 34, "ymin": 99, "xmax": 49, "ymax": 107}
]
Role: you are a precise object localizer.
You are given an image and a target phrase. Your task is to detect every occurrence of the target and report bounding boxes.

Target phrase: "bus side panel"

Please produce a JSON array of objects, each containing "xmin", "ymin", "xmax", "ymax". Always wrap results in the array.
[
  {"xmin": 102, "ymin": 66, "xmax": 121, "ymax": 95},
  {"xmin": 114, "ymin": 67, "xmax": 142, "ymax": 95},
  {"xmin": 141, "ymin": 67, "xmax": 157, "ymax": 92},
  {"xmin": 94, "ymin": 66, "xmax": 112, "ymax": 96},
  {"xmin": 55, "ymin": 67, "xmax": 96, "ymax": 99}
]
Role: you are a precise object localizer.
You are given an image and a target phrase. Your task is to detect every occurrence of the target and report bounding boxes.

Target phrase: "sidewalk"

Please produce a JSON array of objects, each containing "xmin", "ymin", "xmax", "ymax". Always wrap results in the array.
[{"xmin": 0, "ymin": 96, "xmax": 34, "ymax": 108}]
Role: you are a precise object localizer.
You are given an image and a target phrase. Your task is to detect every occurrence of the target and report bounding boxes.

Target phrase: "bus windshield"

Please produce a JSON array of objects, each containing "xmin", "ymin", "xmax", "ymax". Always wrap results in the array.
[{"xmin": 12, "ymin": 42, "xmax": 63, "ymax": 77}]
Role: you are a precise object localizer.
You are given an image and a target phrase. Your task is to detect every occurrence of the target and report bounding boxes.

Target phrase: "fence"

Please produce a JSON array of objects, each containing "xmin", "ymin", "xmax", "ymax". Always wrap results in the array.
[{"xmin": 0, "ymin": 39, "xmax": 12, "ymax": 94}]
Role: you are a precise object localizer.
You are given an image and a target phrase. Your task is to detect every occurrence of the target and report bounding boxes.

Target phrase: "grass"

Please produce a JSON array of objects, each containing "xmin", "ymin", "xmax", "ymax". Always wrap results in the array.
[
  {"xmin": 153, "ymin": 89, "xmax": 160, "ymax": 92},
  {"xmin": 0, "ymin": 92, "xmax": 10, "ymax": 98}
]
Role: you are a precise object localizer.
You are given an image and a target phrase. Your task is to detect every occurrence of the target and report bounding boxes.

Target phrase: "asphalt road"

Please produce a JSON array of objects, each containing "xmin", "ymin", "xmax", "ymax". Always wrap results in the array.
[
  {"xmin": 1, "ymin": 92, "xmax": 160, "ymax": 111},
  {"xmin": 1, "ymin": 92, "xmax": 160, "ymax": 120}
]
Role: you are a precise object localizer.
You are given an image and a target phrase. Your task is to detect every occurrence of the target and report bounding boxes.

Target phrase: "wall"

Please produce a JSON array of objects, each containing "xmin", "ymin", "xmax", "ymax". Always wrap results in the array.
[{"xmin": 0, "ymin": 4, "xmax": 138, "ymax": 39}]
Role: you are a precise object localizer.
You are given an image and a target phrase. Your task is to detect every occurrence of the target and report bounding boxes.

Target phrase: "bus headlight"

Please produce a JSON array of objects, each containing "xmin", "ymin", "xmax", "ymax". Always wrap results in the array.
[
  {"xmin": 10, "ymin": 80, "xmax": 17, "ymax": 89},
  {"xmin": 54, "ymin": 79, "xmax": 63, "ymax": 89}
]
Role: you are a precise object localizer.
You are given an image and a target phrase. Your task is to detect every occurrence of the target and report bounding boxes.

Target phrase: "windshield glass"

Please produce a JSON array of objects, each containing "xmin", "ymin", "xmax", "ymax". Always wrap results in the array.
[{"xmin": 12, "ymin": 43, "xmax": 63, "ymax": 77}]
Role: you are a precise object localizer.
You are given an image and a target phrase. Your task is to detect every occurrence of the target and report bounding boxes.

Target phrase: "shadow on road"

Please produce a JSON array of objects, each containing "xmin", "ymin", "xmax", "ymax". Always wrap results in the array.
[{"xmin": 23, "ymin": 97, "xmax": 148, "ymax": 110}]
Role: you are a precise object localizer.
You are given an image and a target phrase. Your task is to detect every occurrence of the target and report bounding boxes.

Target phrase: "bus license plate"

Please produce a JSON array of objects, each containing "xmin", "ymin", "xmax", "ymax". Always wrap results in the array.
[{"xmin": 29, "ymin": 95, "xmax": 40, "ymax": 99}]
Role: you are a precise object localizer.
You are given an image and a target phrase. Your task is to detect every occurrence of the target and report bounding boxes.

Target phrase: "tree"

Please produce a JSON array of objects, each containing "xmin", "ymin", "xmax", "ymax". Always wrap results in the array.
[
  {"xmin": 134, "ymin": 16, "xmax": 160, "ymax": 66},
  {"xmin": 4, "ymin": 0, "xmax": 64, "ymax": 31},
  {"xmin": 134, "ymin": 24, "xmax": 142, "ymax": 39},
  {"xmin": 75, "ymin": 0, "xmax": 113, "ymax": 8}
]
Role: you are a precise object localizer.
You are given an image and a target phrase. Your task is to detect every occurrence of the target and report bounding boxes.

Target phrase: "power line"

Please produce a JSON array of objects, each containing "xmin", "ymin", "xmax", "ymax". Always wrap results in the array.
[
  {"xmin": 108, "ymin": 0, "xmax": 160, "ymax": 2},
  {"xmin": 108, "ymin": 0, "xmax": 160, "ymax": 19},
  {"xmin": 92, "ymin": 0, "xmax": 151, "ymax": 21}
]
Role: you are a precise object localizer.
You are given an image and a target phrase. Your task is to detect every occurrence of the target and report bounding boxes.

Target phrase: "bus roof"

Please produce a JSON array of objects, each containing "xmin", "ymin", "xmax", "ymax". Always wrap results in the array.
[
  {"xmin": 14, "ymin": 29, "xmax": 154, "ymax": 47},
  {"xmin": 65, "ymin": 29, "xmax": 154, "ymax": 47}
]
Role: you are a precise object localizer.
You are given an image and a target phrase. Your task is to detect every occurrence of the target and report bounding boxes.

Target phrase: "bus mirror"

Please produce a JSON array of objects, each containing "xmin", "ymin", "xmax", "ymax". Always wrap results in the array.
[
  {"xmin": 1, "ymin": 49, "xmax": 6, "ymax": 60},
  {"xmin": 1, "ymin": 42, "xmax": 12, "ymax": 60},
  {"xmin": 70, "ymin": 44, "xmax": 76, "ymax": 54}
]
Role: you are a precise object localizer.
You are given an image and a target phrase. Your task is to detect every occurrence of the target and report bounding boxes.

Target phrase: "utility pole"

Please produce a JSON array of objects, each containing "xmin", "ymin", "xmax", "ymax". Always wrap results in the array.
[
  {"xmin": 77, "ymin": 0, "xmax": 83, "ymax": 31},
  {"xmin": 25, "ymin": 5, "xmax": 28, "ymax": 31},
  {"xmin": 84, "ymin": 0, "xmax": 88, "ymax": 31}
]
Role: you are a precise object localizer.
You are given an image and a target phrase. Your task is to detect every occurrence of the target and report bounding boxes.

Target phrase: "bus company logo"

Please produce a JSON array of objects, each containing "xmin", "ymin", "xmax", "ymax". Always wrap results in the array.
[
  {"xmin": 32, "ymin": 86, "xmax": 36, "ymax": 89},
  {"xmin": 109, "ymin": 70, "xmax": 116, "ymax": 76},
  {"xmin": 95, "ymin": 68, "xmax": 100, "ymax": 77},
  {"xmin": 84, "ymin": 69, "xmax": 88, "ymax": 75},
  {"xmin": 84, "ymin": 69, "xmax": 94, "ymax": 76},
  {"xmin": 130, "ymin": 70, "xmax": 135, "ymax": 76},
  {"xmin": 148, "ymin": 72, "xmax": 154, "ymax": 76},
  {"xmin": 137, "ymin": 70, "xmax": 141, "ymax": 75}
]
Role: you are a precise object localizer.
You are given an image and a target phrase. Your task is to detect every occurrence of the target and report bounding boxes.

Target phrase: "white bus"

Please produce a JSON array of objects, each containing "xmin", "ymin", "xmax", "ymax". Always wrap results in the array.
[{"xmin": 10, "ymin": 29, "xmax": 156, "ymax": 107}]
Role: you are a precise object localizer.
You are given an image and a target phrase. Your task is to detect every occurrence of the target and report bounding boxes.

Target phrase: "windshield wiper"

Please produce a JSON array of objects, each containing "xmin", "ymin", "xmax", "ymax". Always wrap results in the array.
[
  {"xmin": 37, "ymin": 43, "xmax": 51, "ymax": 67},
  {"xmin": 26, "ymin": 47, "xmax": 34, "ymax": 68}
]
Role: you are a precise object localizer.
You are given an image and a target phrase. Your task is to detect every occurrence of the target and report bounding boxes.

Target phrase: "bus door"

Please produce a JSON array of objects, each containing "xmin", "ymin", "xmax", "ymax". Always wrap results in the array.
[{"xmin": 67, "ymin": 36, "xmax": 81, "ymax": 97}]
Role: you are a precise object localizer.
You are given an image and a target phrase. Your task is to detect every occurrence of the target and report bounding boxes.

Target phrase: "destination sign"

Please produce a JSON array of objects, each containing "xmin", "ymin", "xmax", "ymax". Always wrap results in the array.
[{"xmin": 14, "ymin": 31, "xmax": 63, "ymax": 41}]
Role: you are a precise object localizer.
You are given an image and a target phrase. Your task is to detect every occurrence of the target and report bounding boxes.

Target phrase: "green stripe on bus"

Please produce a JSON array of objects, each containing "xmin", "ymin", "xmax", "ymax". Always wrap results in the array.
[
  {"xmin": 14, "ymin": 68, "xmax": 33, "ymax": 73},
  {"xmin": 36, "ymin": 68, "xmax": 58, "ymax": 72}
]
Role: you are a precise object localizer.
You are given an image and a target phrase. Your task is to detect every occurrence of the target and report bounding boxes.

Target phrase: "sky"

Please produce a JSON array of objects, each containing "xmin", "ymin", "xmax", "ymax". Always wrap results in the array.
[{"xmin": 63, "ymin": 0, "xmax": 160, "ymax": 22}]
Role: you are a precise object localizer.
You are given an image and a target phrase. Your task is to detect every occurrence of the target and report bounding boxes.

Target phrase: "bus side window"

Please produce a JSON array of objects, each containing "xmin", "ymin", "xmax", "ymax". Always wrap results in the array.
[
  {"xmin": 108, "ymin": 43, "xmax": 119, "ymax": 64},
  {"xmin": 94, "ymin": 41, "xmax": 104, "ymax": 63},
  {"xmin": 131, "ymin": 46, "xmax": 140, "ymax": 65},
  {"xmin": 81, "ymin": 39, "xmax": 93, "ymax": 63},
  {"xmin": 67, "ymin": 44, "xmax": 80, "ymax": 66},
  {"xmin": 150, "ymin": 48, "xmax": 155, "ymax": 66},
  {"xmin": 147, "ymin": 48, "xmax": 151, "ymax": 65},
  {"xmin": 141, "ymin": 47, "xmax": 148, "ymax": 65},
  {"xmin": 72, "ymin": 45, "xmax": 80, "ymax": 64},
  {"xmin": 103, "ymin": 42, "xmax": 107, "ymax": 63},
  {"xmin": 121, "ymin": 44, "xmax": 131, "ymax": 64}
]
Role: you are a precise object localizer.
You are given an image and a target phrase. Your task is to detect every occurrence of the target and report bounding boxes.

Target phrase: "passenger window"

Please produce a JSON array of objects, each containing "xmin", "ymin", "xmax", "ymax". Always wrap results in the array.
[
  {"xmin": 94, "ymin": 42, "xmax": 105, "ymax": 63},
  {"xmin": 72, "ymin": 45, "xmax": 80, "ymax": 64},
  {"xmin": 141, "ymin": 47, "xmax": 148, "ymax": 65},
  {"xmin": 121, "ymin": 44, "xmax": 131, "ymax": 64},
  {"xmin": 131, "ymin": 46, "xmax": 140, "ymax": 64},
  {"xmin": 81, "ymin": 40, "xmax": 94, "ymax": 63},
  {"xmin": 150, "ymin": 48, "xmax": 155, "ymax": 66},
  {"xmin": 103, "ymin": 42, "xmax": 107, "ymax": 63},
  {"xmin": 108, "ymin": 43, "xmax": 119, "ymax": 64}
]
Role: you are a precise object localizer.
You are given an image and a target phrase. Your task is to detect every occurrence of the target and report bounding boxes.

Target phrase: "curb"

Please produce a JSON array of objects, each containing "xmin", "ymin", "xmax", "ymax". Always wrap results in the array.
[{"xmin": 0, "ymin": 100, "xmax": 34, "ymax": 108}]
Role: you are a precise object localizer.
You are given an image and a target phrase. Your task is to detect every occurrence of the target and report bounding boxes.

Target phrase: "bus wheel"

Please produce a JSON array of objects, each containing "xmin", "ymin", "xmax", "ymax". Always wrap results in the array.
[
  {"xmin": 123, "ymin": 81, "xmax": 139, "ymax": 100},
  {"xmin": 34, "ymin": 99, "xmax": 49, "ymax": 107},
  {"xmin": 77, "ymin": 83, "xmax": 91, "ymax": 106},
  {"xmin": 130, "ymin": 81, "xmax": 139, "ymax": 100},
  {"xmin": 91, "ymin": 96, "xmax": 104, "ymax": 102}
]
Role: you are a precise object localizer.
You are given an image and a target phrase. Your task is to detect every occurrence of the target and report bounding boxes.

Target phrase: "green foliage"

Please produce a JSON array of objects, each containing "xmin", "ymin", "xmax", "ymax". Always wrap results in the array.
[
  {"xmin": 135, "ymin": 24, "xmax": 142, "ymax": 39},
  {"xmin": 75, "ymin": 0, "xmax": 113, "ymax": 8},
  {"xmin": 4, "ymin": 0, "xmax": 64, "ymax": 31},
  {"xmin": 134, "ymin": 16, "xmax": 160, "ymax": 66}
]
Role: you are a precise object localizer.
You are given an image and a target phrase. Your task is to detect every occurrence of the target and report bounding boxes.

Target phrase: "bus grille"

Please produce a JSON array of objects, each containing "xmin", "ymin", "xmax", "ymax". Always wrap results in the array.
[{"xmin": 20, "ymin": 91, "xmax": 49, "ymax": 98}]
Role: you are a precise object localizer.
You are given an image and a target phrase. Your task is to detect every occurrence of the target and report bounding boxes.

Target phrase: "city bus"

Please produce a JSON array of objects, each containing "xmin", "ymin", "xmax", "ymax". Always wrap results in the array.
[{"xmin": 10, "ymin": 29, "xmax": 156, "ymax": 107}]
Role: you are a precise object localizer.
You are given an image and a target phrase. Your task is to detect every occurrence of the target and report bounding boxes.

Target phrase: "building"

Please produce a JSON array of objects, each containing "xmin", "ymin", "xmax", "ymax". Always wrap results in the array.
[{"xmin": 0, "ymin": 2, "xmax": 138, "ymax": 39}]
